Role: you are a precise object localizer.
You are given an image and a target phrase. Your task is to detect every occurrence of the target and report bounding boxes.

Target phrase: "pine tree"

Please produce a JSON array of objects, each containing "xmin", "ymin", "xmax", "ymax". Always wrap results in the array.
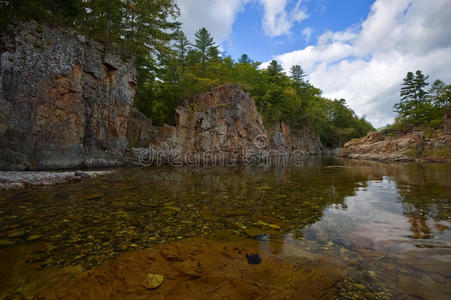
[
  {"xmin": 290, "ymin": 65, "xmax": 306, "ymax": 86},
  {"xmin": 429, "ymin": 79, "xmax": 450, "ymax": 109},
  {"xmin": 394, "ymin": 70, "xmax": 430, "ymax": 125},
  {"xmin": 194, "ymin": 28, "xmax": 215, "ymax": 67},
  {"xmin": 238, "ymin": 54, "xmax": 251, "ymax": 64},
  {"xmin": 267, "ymin": 60, "xmax": 284, "ymax": 76}
]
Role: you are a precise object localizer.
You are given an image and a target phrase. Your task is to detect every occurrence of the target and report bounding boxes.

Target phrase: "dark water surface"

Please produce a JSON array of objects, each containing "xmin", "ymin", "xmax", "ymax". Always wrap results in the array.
[{"xmin": 0, "ymin": 157, "xmax": 450, "ymax": 298}]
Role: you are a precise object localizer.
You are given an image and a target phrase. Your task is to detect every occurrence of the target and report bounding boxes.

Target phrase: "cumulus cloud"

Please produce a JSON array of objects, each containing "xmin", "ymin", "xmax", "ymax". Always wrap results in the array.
[
  {"xmin": 270, "ymin": 0, "xmax": 451, "ymax": 127},
  {"xmin": 177, "ymin": 0, "xmax": 250, "ymax": 42},
  {"xmin": 178, "ymin": 0, "xmax": 309, "ymax": 42},
  {"xmin": 260, "ymin": 0, "xmax": 309, "ymax": 36}
]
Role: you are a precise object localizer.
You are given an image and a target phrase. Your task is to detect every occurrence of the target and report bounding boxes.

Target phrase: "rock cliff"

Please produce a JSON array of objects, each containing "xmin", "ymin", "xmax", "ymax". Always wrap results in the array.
[
  {"xmin": 130, "ymin": 84, "xmax": 322, "ymax": 165},
  {"xmin": 266, "ymin": 120, "xmax": 322, "ymax": 155},
  {"xmin": 0, "ymin": 22, "xmax": 320, "ymax": 170},
  {"xmin": 0, "ymin": 21, "xmax": 137, "ymax": 170}
]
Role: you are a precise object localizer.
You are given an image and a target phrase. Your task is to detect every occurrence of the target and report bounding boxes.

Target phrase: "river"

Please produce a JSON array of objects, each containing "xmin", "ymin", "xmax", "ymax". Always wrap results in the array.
[{"xmin": 1, "ymin": 157, "xmax": 450, "ymax": 299}]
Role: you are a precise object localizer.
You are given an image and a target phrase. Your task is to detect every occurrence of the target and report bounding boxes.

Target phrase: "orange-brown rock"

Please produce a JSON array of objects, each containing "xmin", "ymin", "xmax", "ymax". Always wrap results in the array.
[
  {"xmin": 129, "ymin": 84, "xmax": 322, "ymax": 165},
  {"xmin": 36, "ymin": 237, "xmax": 346, "ymax": 300},
  {"xmin": 341, "ymin": 130, "xmax": 451, "ymax": 162}
]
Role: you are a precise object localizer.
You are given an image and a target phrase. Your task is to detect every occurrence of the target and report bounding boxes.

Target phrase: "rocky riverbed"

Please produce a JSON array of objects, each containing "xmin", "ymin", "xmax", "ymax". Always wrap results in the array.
[{"xmin": 0, "ymin": 170, "xmax": 112, "ymax": 190}]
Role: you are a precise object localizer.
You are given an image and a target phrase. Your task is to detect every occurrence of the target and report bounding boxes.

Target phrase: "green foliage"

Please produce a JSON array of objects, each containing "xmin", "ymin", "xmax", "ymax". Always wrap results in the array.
[
  {"xmin": 392, "ymin": 70, "xmax": 450, "ymax": 130},
  {"xmin": 1, "ymin": 0, "xmax": 83, "ymax": 28}
]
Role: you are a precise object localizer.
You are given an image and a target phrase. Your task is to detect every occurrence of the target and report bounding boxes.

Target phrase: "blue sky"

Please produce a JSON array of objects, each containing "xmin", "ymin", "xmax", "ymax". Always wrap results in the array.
[
  {"xmin": 224, "ymin": 0, "xmax": 375, "ymax": 62},
  {"xmin": 178, "ymin": 0, "xmax": 451, "ymax": 127}
]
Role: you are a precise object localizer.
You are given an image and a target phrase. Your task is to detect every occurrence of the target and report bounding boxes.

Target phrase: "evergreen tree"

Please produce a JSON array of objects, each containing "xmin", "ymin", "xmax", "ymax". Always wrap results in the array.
[
  {"xmin": 267, "ymin": 60, "xmax": 284, "ymax": 76},
  {"xmin": 174, "ymin": 29, "xmax": 190, "ymax": 76},
  {"xmin": 238, "ymin": 54, "xmax": 251, "ymax": 64},
  {"xmin": 194, "ymin": 27, "xmax": 215, "ymax": 67},
  {"xmin": 290, "ymin": 65, "xmax": 306, "ymax": 87},
  {"xmin": 394, "ymin": 70, "xmax": 429, "ymax": 125},
  {"xmin": 429, "ymin": 79, "xmax": 450, "ymax": 109}
]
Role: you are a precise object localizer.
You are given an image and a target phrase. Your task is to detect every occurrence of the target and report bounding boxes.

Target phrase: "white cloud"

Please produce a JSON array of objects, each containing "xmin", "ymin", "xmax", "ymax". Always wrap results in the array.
[
  {"xmin": 260, "ymin": 0, "xmax": 309, "ymax": 36},
  {"xmin": 177, "ymin": 0, "xmax": 309, "ymax": 44},
  {"xmin": 302, "ymin": 27, "xmax": 312, "ymax": 43},
  {"xmin": 177, "ymin": 0, "xmax": 250, "ymax": 42},
  {"xmin": 269, "ymin": 0, "xmax": 451, "ymax": 127}
]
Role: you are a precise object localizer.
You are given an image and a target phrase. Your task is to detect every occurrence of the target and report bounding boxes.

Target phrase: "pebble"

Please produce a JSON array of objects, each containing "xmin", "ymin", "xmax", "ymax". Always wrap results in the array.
[
  {"xmin": 354, "ymin": 283, "xmax": 366, "ymax": 290},
  {"xmin": 246, "ymin": 253, "xmax": 262, "ymax": 264},
  {"xmin": 0, "ymin": 239, "xmax": 15, "ymax": 246},
  {"xmin": 27, "ymin": 235, "xmax": 43, "ymax": 241},
  {"xmin": 8, "ymin": 231, "xmax": 25, "ymax": 238},
  {"xmin": 142, "ymin": 273, "xmax": 164, "ymax": 289}
]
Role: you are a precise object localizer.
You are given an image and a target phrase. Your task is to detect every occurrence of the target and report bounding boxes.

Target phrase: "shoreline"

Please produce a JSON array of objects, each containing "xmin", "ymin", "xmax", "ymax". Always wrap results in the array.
[{"xmin": 0, "ymin": 170, "xmax": 113, "ymax": 190}]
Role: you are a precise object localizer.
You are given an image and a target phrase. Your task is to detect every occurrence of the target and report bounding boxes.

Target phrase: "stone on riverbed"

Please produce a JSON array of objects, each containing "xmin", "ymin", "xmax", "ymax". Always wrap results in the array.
[{"xmin": 142, "ymin": 273, "xmax": 164, "ymax": 289}]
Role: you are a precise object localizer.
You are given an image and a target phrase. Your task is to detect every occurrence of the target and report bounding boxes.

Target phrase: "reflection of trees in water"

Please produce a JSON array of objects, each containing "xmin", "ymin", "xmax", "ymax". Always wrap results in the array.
[
  {"xmin": 342, "ymin": 159, "xmax": 451, "ymax": 240},
  {"xmin": 400, "ymin": 192, "xmax": 449, "ymax": 239},
  {"xmin": 120, "ymin": 164, "xmax": 370, "ymax": 235}
]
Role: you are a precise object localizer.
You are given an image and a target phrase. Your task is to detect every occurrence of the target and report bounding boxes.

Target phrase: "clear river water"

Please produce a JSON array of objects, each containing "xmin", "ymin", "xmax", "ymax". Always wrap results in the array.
[{"xmin": 0, "ymin": 157, "xmax": 450, "ymax": 299}]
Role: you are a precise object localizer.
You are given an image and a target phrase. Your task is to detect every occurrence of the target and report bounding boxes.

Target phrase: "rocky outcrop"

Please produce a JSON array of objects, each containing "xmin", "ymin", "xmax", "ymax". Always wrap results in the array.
[
  {"xmin": 130, "ymin": 84, "xmax": 322, "ymax": 164},
  {"xmin": 0, "ymin": 21, "xmax": 137, "ymax": 170},
  {"xmin": 341, "ymin": 130, "xmax": 451, "ymax": 162},
  {"xmin": 267, "ymin": 120, "xmax": 322, "ymax": 155},
  {"xmin": 444, "ymin": 106, "xmax": 451, "ymax": 135}
]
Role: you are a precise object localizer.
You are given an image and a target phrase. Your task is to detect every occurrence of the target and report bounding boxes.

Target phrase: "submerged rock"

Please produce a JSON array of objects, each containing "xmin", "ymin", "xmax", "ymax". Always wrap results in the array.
[
  {"xmin": 245, "ymin": 253, "xmax": 262, "ymax": 265},
  {"xmin": 142, "ymin": 273, "xmax": 164, "ymax": 289}
]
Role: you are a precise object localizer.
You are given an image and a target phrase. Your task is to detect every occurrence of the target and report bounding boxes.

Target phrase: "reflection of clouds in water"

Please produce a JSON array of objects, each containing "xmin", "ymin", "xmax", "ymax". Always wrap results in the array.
[{"xmin": 303, "ymin": 177, "xmax": 450, "ymax": 251}]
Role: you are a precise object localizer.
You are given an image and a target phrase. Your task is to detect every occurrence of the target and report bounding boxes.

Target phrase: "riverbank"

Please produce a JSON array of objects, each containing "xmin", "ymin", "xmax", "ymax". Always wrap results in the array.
[
  {"xmin": 340, "ymin": 131, "xmax": 451, "ymax": 162},
  {"xmin": 0, "ymin": 170, "xmax": 112, "ymax": 190}
]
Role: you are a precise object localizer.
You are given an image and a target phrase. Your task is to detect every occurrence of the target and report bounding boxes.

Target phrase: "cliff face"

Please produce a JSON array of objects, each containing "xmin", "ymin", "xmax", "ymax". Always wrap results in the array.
[
  {"xmin": 266, "ymin": 120, "xmax": 322, "ymax": 155},
  {"xmin": 0, "ymin": 22, "xmax": 320, "ymax": 170},
  {"xmin": 130, "ymin": 84, "xmax": 322, "ymax": 164},
  {"xmin": 0, "ymin": 22, "xmax": 137, "ymax": 170}
]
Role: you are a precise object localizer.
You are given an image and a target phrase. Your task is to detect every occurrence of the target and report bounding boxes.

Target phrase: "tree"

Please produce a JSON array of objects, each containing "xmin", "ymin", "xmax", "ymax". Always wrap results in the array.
[
  {"xmin": 238, "ymin": 54, "xmax": 251, "ymax": 64},
  {"xmin": 267, "ymin": 60, "xmax": 284, "ymax": 76},
  {"xmin": 1, "ymin": 0, "xmax": 83, "ymax": 28},
  {"xmin": 429, "ymin": 79, "xmax": 450, "ymax": 109},
  {"xmin": 193, "ymin": 27, "xmax": 215, "ymax": 68},
  {"xmin": 394, "ymin": 70, "xmax": 430, "ymax": 125},
  {"xmin": 290, "ymin": 65, "xmax": 306, "ymax": 87}
]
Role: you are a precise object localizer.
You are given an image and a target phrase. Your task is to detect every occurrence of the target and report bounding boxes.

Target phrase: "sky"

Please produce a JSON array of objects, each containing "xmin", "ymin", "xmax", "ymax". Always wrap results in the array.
[{"xmin": 177, "ymin": 0, "xmax": 451, "ymax": 128}]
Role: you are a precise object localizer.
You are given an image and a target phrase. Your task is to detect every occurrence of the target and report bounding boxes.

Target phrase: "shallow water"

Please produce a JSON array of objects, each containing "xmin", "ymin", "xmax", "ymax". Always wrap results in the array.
[{"xmin": 0, "ymin": 157, "xmax": 450, "ymax": 298}]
